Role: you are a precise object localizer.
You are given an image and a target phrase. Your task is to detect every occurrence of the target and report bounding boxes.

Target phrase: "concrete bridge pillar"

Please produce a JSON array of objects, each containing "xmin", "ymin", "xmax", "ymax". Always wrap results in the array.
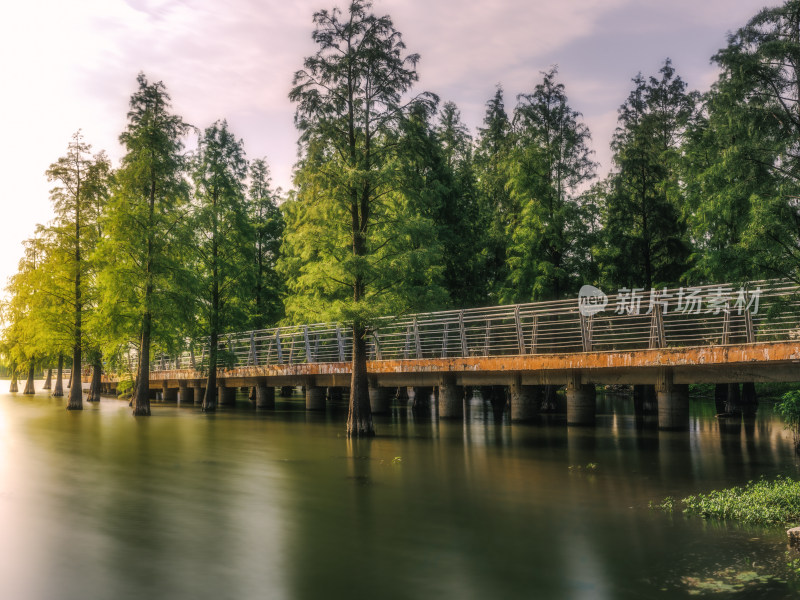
[
  {"xmin": 566, "ymin": 372, "xmax": 596, "ymax": 425},
  {"xmin": 438, "ymin": 374, "xmax": 463, "ymax": 419},
  {"xmin": 305, "ymin": 385, "xmax": 325, "ymax": 411},
  {"xmin": 634, "ymin": 384, "xmax": 657, "ymax": 414},
  {"xmin": 192, "ymin": 381, "xmax": 204, "ymax": 405},
  {"xmin": 255, "ymin": 380, "xmax": 275, "ymax": 409},
  {"xmin": 412, "ymin": 386, "xmax": 433, "ymax": 410},
  {"xmin": 368, "ymin": 383, "xmax": 392, "ymax": 414},
  {"xmin": 396, "ymin": 386, "xmax": 409, "ymax": 406},
  {"xmin": 510, "ymin": 375, "xmax": 541, "ymax": 421},
  {"xmin": 656, "ymin": 369, "xmax": 689, "ymax": 430},
  {"xmin": 162, "ymin": 382, "xmax": 178, "ymax": 402},
  {"xmin": 178, "ymin": 381, "xmax": 190, "ymax": 404},
  {"xmin": 219, "ymin": 381, "xmax": 236, "ymax": 407}
]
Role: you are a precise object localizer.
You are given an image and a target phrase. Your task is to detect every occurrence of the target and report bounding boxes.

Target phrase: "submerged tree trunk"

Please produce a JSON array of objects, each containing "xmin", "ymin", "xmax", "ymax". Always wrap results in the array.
[
  {"xmin": 202, "ymin": 331, "xmax": 218, "ymax": 413},
  {"xmin": 52, "ymin": 353, "xmax": 64, "ymax": 397},
  {"xmin": 87, "ymin": 354, "xmax": 102, "ymax": 402},
  {"xmin": 22, "ymin": 361, "xmax": 35, "ymax": 394},
  {"xmin": 132, "ymin": 313, "xmax": 152, "ymax": 416},
  {"xmin": 8, "ymin": 365, "xmax": 18, "ymax": 393},
  {"xmin": 347, "ymin": 323, "xmax": 374, "ymax": 437},
  {"xmin": 43, "ymin": 367, "xmax": 52, "ymax": 390},
  {"xmin": 67, "ymin": 348, "xmax": 83, "ymax": 410}
]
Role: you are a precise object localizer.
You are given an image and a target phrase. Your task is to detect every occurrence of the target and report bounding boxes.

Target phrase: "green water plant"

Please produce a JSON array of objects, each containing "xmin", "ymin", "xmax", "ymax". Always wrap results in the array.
[
  {"xmin": 776, "ymin": 390, "xmax": 800, "ymax": 450},
  {"xmin": 653, "ymin": 476, "xmax": 800, "ymax": 526}
]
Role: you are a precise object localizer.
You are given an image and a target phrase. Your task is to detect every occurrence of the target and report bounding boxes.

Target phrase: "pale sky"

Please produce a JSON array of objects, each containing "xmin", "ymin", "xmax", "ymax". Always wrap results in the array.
[{"xmin": 0, "ymin": 0, "xmax": 773, "ymax": 292}]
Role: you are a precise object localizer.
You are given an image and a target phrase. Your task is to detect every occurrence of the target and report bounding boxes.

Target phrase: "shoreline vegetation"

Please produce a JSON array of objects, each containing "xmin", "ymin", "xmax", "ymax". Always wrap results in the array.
[{"xmin": 652, "ymin": 477, "xmax": 800, "ymax": 527}]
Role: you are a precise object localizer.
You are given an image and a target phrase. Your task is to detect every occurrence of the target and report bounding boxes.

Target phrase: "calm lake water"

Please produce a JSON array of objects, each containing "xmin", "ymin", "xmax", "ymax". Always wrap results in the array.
[{"xmin": 0, "ymin": 384, "xmax": 798, "ymax": 599}]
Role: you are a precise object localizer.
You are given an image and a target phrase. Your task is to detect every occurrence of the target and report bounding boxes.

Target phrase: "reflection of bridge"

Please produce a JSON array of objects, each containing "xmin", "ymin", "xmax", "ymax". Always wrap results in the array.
[{"xmin": 101, "ymin": 281, "xmax": 800, "ymax": 429}]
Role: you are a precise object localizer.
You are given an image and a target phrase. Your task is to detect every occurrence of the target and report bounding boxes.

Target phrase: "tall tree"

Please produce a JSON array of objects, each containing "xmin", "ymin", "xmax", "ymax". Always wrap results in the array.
[
  {"xmin": 248, "ymin": 158, "xmax": 284, "ymax": 329},
  {"xmin": 433, "ymin": 101, "xmax": 486, "ymax": 307},
  {"xmin": 97, "ymin": 74, "xmax": 191, "ymax": 416},
  {"xmin": 597, "ymin": 60, "xmax": 696, "ymax": 289},
  {"xmin": 192, "ymin": 120, "xmax": 252, "ymax": 412},
  {"xmin": 287, "ymin": 0, "xmax": 441, "ymax": 436},
  {"xmin": 45, "ymin": 132, "xmax": 111, "ymax": 409},
  {"xmin": 474, "ymin": 87, "xmax": 513, "ymax": 302},
  {"xmin": 692, "ymin": 0, "xmax": 800, "ymax": 284},
  {"xmin": 503, "ymin": 67, "xmax": 596, "ymax": 302}
]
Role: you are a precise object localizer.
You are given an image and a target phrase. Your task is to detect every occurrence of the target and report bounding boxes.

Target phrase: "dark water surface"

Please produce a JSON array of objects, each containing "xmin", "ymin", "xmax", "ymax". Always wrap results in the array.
[{"xmin": 1, "ymin": 386, "xmax": 799, "ymax": 599}]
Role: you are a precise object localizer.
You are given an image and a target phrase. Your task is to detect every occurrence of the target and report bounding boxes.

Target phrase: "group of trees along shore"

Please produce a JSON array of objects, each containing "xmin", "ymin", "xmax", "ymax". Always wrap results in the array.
[{"xmin": 4, "ymin": 0, "xmax": 800, "ymax": 435}]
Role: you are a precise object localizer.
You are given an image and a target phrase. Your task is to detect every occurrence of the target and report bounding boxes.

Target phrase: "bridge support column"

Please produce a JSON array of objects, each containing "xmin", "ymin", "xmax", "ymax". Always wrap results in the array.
[
  {"xmin": 566, "ymin": 372, "xmax": 595, "ymax": 425},
  {"xmin": 396, "ymin": 386, "xmax": 409, "ymax": 406},
  {"xmin": 656, "ymin": 369, "xmax": 689, "ymax": 430},
  {"xmin": 219, "ymin": 381, "xmax": 236, "ymax": 407},
  {"xmin": 634, "ymin": 384, "xmax": 657, "ymax": 414},
  {"xmin": 305, "ymin": 385, "xmax": 325, "ymax": 411},
  {"xmin": 510, "ymin": 375, "xmax": 541, "ymax": 421},
  {"xmin": 368, "ymin": 382, "xmax": 392, "ymax": 414},
  {"xmin": 192, "ymin": 382, "xmax": 204, "ymax": 405},
  {"xmin": 438, "ymin": 374, "xmax": 463, "ymax": 419},
  {"xmin": 256, "ymin": 380, "xmax": 274, "ymax": 409},
  {"xmin": 178, "ymin": 381, "xmax": 190, "ymax": 404},
  {"xmin": 412, "ymin": 386, "xmax": 432, "ymax": 410},
  {"xmin": 162, "ymin": 382, "xmax": 177, "ymax": 402}
]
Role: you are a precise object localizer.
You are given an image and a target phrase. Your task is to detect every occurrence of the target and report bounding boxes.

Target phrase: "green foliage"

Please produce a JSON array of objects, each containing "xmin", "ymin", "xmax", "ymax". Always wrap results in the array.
[
  {"xmin": 474, "ymin": 86, "xmax": 513, "ymax": 303},
  {"xmin": 248, "ymin": 158, "xmax": 284, "ymax": 328},
  {"xmin": 776, "ymin": 390, "xmax": 800, "ymax": 447},
  {"xmin": 654, "ymin": 477, "xmax": 800, "ymax": 525},
  {"xmin": 283, "ymin": 0, "xmax": 445, "ymax": 328},
  {"xmin": 596, "ymin": 60, "xmax": 695, "ymax": 289},
  {"xmin": 96, "ymin": 73, "xmax": 193, "ymax": 413},
  {"xmin": 191, "ymin": 119, "xmax": 253, "ymax": 335},
  {"xmin": 502, "ymin": 67, "xmax": 596, "ymax": 302},
  {"xmin": 692, "ymin": 0, "xmax": 800, "ymax": 284}
]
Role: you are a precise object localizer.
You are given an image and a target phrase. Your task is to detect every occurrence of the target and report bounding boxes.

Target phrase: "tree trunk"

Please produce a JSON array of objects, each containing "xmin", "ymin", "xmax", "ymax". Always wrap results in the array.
[
  {"xmin": 347, "ymin": 323, "xmax": 374, "ymax": 437},
  {"xmin": 202, "ymin": 330, "xmax": 218, "ymax": 412},
  {"xmin": 43, "ymin": 367, "xmax": 52, "ymax": 390},
  {"xmin": 67, "ymin": 369, "xmax": 72, "ymax": 389},
  {"xmin": 22, "ymin": 361, "xmax": 35, "ymax": 395},
  {"xmin": 67, "ymin": 346, "xmax": 83, "ymax": 410},
  {"xmin": 132, "ymin": 313, "xmax": 152, "ymax": 416},
  {"xmin": 52, "ymin": 353, "xmax": 64, "ymax": 397},
  {"xmin": 8, "ymin": 366, "xmax": 18, "ymax": 393},
  {"xmin": 87, "ymin": 354, "xmax": 102, "ymax": 402}
]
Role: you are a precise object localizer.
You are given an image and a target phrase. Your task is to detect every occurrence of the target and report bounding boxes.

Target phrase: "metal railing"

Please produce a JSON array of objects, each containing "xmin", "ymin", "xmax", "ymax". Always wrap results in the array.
[{"xmin": 141, "ymin": 280, "xmax": 800, "ymax": 373}]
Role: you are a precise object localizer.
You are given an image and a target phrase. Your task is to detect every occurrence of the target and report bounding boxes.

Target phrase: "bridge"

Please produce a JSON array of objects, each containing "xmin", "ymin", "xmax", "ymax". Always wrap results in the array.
[{"xmin": 100, "ymin": 280, "xmax": 800, "ymax": 429}]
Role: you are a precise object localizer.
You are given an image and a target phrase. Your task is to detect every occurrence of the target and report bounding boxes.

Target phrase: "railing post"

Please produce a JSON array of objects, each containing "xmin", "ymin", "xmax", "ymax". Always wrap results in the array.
[
  {"xmin": 275, "ymin": 329, "xmax": 283, "ymax": 365},
  {"xmin": 336, "ymin": 327, "xmax": 345, "ymax": 362},
  {"xmin": 304, "ymin": 326, "xmax": 314, "ymax": 363},
  {"xmin": 515, "ymin": 305, "xmax": 525, "ymax": 355},
  {"xmin": 721, "ymin": 301, "xmax": 730, "ymax": 345},
  {"xmin": 484, "ymin": 319, "xmax": 491, "ymax": 356},
  {"xmin": 413, "ymin": 317, "xmax": 422, "ymax": 358},
  {"xmin": 649, "ymin": 303, "xmax": 665, "ymax": 349},
  {"xmin": 530, "ymin": 315, "xmax": 538, "ymax": 354},
  {"xmin": 441, "ymin": 322, "xmax": 449, "ymax": 358},
  {"xmin": 289, "ymin": 335, "xmax": 295, "ymax": 365},
  {"xmin": 580, "ymin": 314, "xmax": 593, "ymax": 352},
  {"xmin": 459, "ymin": 310, "xmax": 468, "ymax": 357},
  {"xmin": 373, "ymin": 331, "xmax": 382, "ymax": 360},
  {"xmin": 404, "ymin": 325, "xmax": 411, "ymax": 359},
  {"xmin": 249, "ymin": 332, "xmax": 258, "ymax": 366},
  {"xmin": 744, "ymin": 309, "xmax": 755, "ymax": 343}
]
